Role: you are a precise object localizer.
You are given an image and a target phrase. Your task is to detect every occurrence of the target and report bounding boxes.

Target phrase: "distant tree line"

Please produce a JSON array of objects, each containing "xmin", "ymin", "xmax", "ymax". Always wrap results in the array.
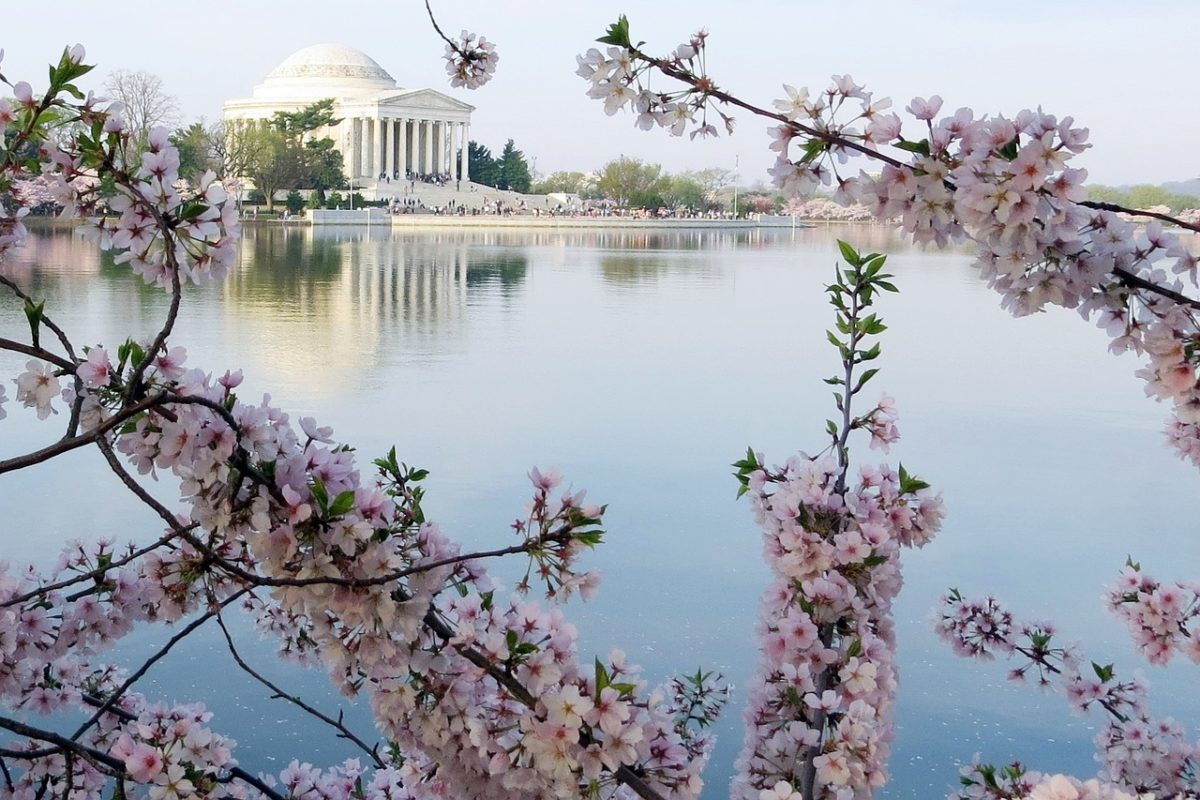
[
  {"xmin": 1086, "ymin": 183, "xmax": 1200, "ymax": 213},
  {"xmin": 531, "ymin": 157, "xmax": 738, "ymax": 212}
]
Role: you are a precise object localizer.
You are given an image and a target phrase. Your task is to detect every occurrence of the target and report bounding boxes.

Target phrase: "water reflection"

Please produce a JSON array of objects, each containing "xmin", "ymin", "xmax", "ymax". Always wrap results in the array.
[{"xmin": 222, "ymin": 227, "xmax": 492, "ymax": 389}]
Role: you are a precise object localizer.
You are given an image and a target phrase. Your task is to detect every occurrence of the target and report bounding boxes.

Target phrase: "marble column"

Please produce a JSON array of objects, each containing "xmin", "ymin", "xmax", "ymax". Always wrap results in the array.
[
  {"xmin": 384, "ymin": 119, "xmax": 394, "ymax": 180},
  {"xmin": 351, "ymin": 118, "xmax": 362, "ymax": 180},
  {"xmin": 441, "ymin": 121, "xmax": 451, "ymax": 173},
  {"xmin": 460, "ymin": 122, "xmax": 470, "ymax": 183},
  {"xmin": 423, "ymin": 120, "xmax": 434, "ymax": 177},
  {"xmin": 448, "ymin": 123, "xmax": 458, "ymax": 182},
  {"xmin": 397, "ymin": 118, "xmax": 408, "ymax": 177},
  {"xmin": 433, "ymin": 121, "xmax": 445, "ymax": 177},
  {"xmin": 365, "ymin": 118, "xmax": 376, "ymax": 180},
  {"xmin": 342, "ymin": 119, "xmax": 353, "ymax": 180}
]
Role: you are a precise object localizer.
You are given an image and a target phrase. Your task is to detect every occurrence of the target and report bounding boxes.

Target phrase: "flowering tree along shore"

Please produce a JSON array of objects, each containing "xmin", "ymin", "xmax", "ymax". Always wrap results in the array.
[{"xmin": 0, "ymin": 7, "xmax": 1198, "ymax": 800}]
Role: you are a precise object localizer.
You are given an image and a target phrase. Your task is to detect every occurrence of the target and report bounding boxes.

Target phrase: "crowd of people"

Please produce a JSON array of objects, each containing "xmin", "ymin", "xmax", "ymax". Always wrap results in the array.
[{"xmin": 376, "ymin": 170, "xmax": 462, "ymax": 193}]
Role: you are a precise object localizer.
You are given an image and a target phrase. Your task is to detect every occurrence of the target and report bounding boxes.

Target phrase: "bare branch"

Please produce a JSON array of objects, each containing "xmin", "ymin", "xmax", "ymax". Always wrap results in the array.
[
  {"xmin": 70, "ymin": 588, "xmax": 249, "ymax": 742},
  {"xmin": 214, "ymin": 614, "xmax": 385, "ymax": 768}
]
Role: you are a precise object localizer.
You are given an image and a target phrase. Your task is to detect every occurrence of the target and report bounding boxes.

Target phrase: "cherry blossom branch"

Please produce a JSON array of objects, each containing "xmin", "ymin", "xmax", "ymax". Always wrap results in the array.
[
  {"xmin": 175, "ymin": 523, "xmax": 580, "ymax": 590},
  {"xmin": 629, "ymin": 46, "xmax": 1200, "ymax": 237},
  {"xmin": 3, "ymin": 703, "xmax": 288, "ymax": 800},
  {"xmin": 74, "ymin": 692, "xmax": 289, "ymax": 800},
  {"xmin": 0, "ymin": 275, "xmax": 78, "ymax": 361},
  {"xmin": 0, "ymin": 716, "xmax": 124, "ymax": 774},
  {"xmin": 0, "ymin": 336, "xmax": 75, "ymax": 370},
  {"xmin": 0, "ymin": 391, "xmax": 165, "ymax": 474},
  {"xmin": 418, "ymin": 607, "xmax": 669, "ymax": 800},
  {"xmin": 1111, "ymin": 267, "xmax": 1200, "ymax": 312},
  {"xmin": 94, "ymin": 434, "xmax": 192, "ymax": 539},
  {"xmin": 637, "ymin": 49, "xmax": 905, "ymax": 166},
  {"xmin": 123, "ymin": 230, "xmax": 181, "ymax": 403},
  {"xmin": 1081, "ymin": 200, "xmax": 1200, "ymax": 234},
  {"xmin": 214, "ymin": 613, "xmax": 386, "ymax": 769},
  {"xmin": 0, "ymin": 531, "xmax": 179, "ymax": 608},
  {"xmin": 423, "ymin": 0, "xmax": 497, "ymax": 89},
  {"xmin": 423, "ymin": 0, "xmax": 457, "ymax": 53},
  {"xmin": 70, "ymin": 587, "xmax": 250, "ymax": 743}
]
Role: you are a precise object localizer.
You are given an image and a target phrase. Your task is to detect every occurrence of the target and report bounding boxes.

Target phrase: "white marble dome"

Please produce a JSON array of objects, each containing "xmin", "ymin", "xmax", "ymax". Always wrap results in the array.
[{"xmin": 251, "ymin": 44, "xmax": 398, "ymax": 101}]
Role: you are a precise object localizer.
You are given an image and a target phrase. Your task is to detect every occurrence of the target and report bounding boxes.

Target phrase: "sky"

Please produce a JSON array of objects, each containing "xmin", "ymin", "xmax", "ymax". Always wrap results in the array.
[{"xmin": 3, "ymin": 0, "xmax": 1198, "ymax": 188}]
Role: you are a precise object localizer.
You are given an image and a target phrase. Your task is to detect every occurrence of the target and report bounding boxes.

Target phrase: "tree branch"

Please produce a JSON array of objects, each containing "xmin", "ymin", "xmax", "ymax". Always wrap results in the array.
[
  {"xmin": 0, "ymin": 392, "xmax": 165, "ymax": 475},
  {"xmin": 214, "ymin": 613, "xmax": 385, "ymax": 769},
  {"xmin": 1, "ymin": 531, "xmax": 179, "ymax": 608},
  {"xmin": 70, "ymin": 587, "xmax": 249, "ymax": 742},
  {"xmin": 0, "ymin": 337, "xmax": 75, "ymax": 370}
]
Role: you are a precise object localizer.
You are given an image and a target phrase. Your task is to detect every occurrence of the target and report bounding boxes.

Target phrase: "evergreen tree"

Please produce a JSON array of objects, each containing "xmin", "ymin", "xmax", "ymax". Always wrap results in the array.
[
  {"xmin": 468, "ymin": 140, "xmax": 500, "ymax": 187},
  {"xmin": 496, "ymin": 139, "xmax": 532, "ymax": 193}
]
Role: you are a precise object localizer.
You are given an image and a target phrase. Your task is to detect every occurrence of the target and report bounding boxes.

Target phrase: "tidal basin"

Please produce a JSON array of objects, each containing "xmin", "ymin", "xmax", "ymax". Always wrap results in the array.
[{"xmin": 1, "ymin": 223, "xmax": 1196, "ymax": 798}]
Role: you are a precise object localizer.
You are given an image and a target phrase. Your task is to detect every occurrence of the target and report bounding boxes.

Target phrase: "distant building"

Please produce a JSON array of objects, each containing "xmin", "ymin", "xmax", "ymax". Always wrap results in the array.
[{"xmin": 223, "ymin": 43, "xmax": 474, "ymax": 184}]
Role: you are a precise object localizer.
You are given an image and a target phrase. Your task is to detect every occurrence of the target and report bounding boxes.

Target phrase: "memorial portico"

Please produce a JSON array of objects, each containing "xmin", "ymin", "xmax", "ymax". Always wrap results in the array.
[{"xmin": 223, "ymin": 44, "xmax": 474, "ymax": 194}]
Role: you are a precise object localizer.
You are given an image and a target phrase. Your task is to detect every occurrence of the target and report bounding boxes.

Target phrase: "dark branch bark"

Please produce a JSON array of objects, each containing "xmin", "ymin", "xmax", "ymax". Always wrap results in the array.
[
  {"xmin": 70, "ymin": 588, "xmax": 249, "ymax": 742},
  {"xmin": 214, "ymin": 613, "xmax": 385, "ymax": 768},
  {"xmin": 0, "ymin": 337, "xmax": 75, "ymax": 370},
  {"xmin": 0, "ymin": 392, "xmax": 165, "ymax": 475}
]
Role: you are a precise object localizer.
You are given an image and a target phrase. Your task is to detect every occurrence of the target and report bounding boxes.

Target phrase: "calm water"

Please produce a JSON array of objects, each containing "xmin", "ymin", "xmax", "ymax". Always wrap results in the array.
[{"xmin": 1, "ymin": 223, "xmax": 1196, "ymax": 798}]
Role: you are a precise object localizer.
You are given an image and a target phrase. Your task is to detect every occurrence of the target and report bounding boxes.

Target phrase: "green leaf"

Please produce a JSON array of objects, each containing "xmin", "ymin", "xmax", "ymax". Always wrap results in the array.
[
  {"xmin": 594, "ymin": 657, "xmax": 611, "ymax": 698},
  {"xmin": 895, "ymin": 138, "xmax": 931, "ymax": 156},
  {"xmin": 23, "ymin": 299, "xmax": 45, "ymax": 347},
  {"xmin": 863, "ymin": 553, "xmax": 888, "ymax": 567},
  {"xmin": 309, "ymin": 476, "xmax": 330, "ymax": 511},
  {"xmin": 898, "ymin": 464, "xmax": 931, "ymax": 494},
  {"xmin": 852, "ymin": 368, "xmax": 880, "ymax": 394},
  {"xmin": 997, "ymin": 137, "xmax": 1020, "ymax": 161},
  {"xmin": 328, "ymin": 490, "xmax": 356, "ymax": 517},
  {"xmin": 846, "ymin": 638, "xmax": 862, "ymax": 658},
  {"xmin": 836, "ymin": 239, "xmax": 860, "ymax": 266},
  {"xmin": 596, "ymin": 15, "xmax": 632, "ymax": 48},
  {"xmin": 857, "ymin": 342, "xmax": 882, "ymax": 362},
  {"xmin": 799, "ymin": 137, "xmax": 828, "ymax": 164}
]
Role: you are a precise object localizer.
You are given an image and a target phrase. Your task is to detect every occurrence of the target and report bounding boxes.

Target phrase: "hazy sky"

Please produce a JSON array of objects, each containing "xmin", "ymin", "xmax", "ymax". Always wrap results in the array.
[{"xmin": 4, "ymin": 1, "xmax": 1197, "ymax": 188}]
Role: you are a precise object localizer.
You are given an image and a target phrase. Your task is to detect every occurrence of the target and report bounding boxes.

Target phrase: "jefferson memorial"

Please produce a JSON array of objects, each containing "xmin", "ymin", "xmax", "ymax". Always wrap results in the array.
[{"xmin": 223, "ymin": 44, "xmax": 474, "ymax": 187}]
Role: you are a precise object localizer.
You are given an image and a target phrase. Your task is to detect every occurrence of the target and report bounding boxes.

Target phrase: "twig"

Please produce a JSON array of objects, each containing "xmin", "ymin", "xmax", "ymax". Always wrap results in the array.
[
  {"xmin": 0, "ymin": 337, "xmax": 74, "ymax": 370},
  {"xmin": 0, "ymin": 274, "xmax": 78, "ymax": 362},
  {"xmin": 214, "ymin": 614, "xmax": 385, "ymax": 768},
  {"xmin": 177, "ymin": 524, "xmax": 572, "ymax": 590},
  {"xmin": 70, "ymin": 587, "xmax": 249, "ymax": 742},
  {"xmin": 419, "ymin": 608, "xmax": 669, "ymax": 800},
  {"xmin": 630, "ymin": 48, "xmax": 1200, "ymax": 315},
  {"xmin": 423, "ymin": 0, "xmax": 459, "ymax": 54},
  {"xmin": 0, "ymin": 716, "xmax": 123, "ymax": 774},
  {"xmin": 0, "ymin": 391, "xmax": 164, "ymax": 475},
  {"xmin": 2, "ymin": 530, "xmax": 179, "ymax": 608},
  {"xmin": 0, "ymin": 753, "xmax": 15, "ymax": 792},
  {"xmin": 1082, "ymin": 199, "xmax": 1200, "ymax": 234}
]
